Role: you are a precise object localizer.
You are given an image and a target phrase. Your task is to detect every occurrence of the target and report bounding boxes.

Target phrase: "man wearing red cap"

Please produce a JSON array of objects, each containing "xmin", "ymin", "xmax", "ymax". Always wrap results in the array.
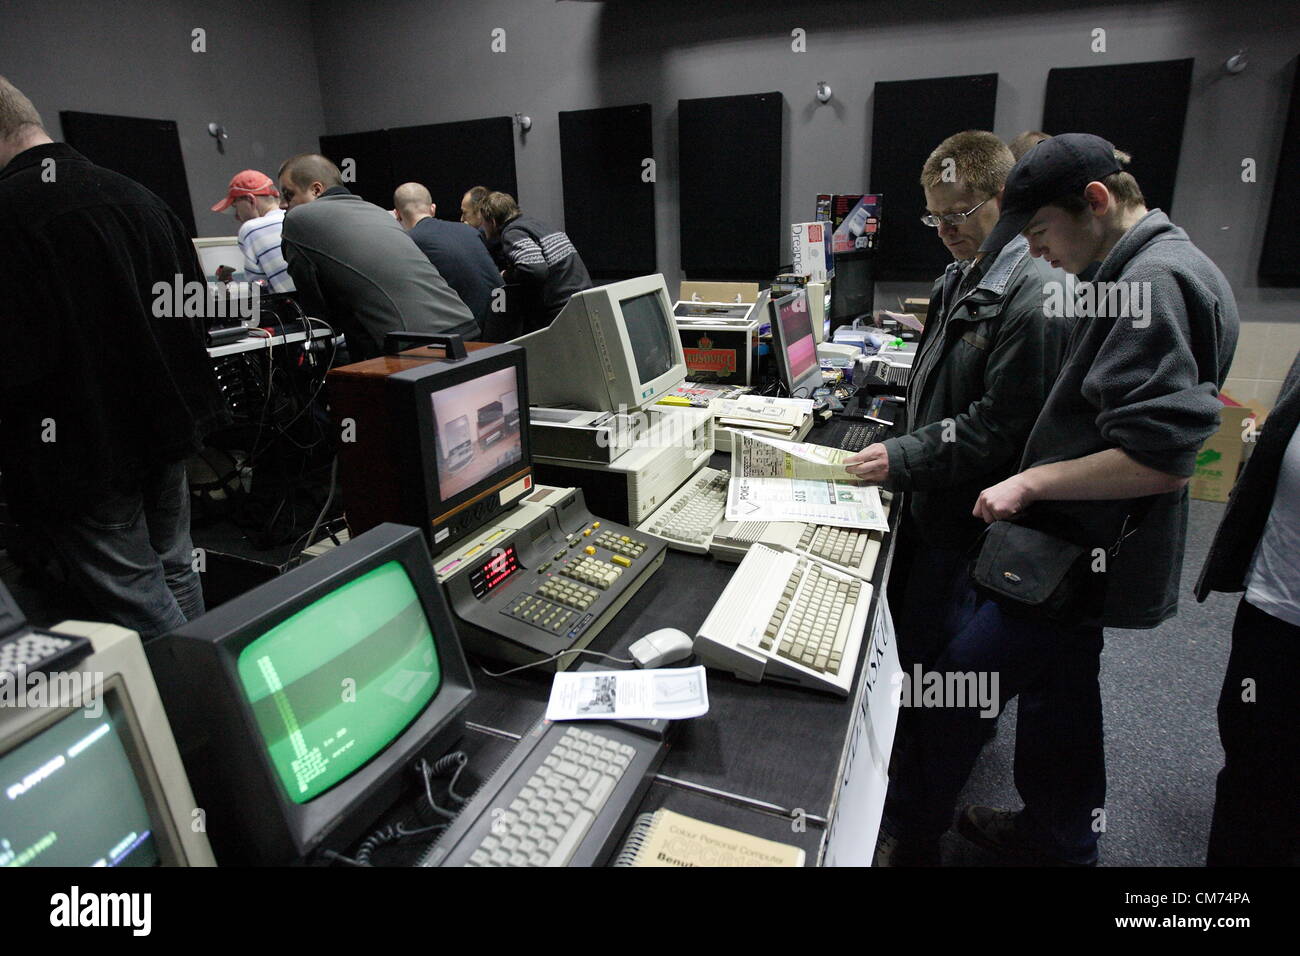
[{"xmin": 212, "ymin": 170, "xmax": 294, "ymax": 293}]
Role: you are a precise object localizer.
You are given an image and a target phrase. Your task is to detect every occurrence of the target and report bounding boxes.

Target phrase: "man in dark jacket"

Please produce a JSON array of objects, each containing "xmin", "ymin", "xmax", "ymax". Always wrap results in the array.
[
  {"xmin": 0, "ymin": 76, "xmax": 228, "ymax": 638},
  {"xmin": 1196, "ymin": 351, "xmax": 1300, "ymax": 866},
  {"xmin": 278, "ymin": 155, "xmax": 478, "ymax": 361},
  {"xmin": 846, "ymin": 131, "xmax": 1070, "ymax": 671},
  {"xmin": 394, "ymin": 182, "xmax": 503, "ymax": 330},
  {"xmin": 478, "ymin": 191, "xmax": 592, "ymax": 330},
  {"xmin": 936, "ymin": 134, "xmax": 1236, "ymax": 865}
]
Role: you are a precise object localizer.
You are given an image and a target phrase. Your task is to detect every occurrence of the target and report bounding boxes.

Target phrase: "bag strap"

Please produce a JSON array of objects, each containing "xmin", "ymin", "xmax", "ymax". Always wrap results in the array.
[{"xmin": 1109, "ymin": 495, "xmax": 1158, "ymax": 558}]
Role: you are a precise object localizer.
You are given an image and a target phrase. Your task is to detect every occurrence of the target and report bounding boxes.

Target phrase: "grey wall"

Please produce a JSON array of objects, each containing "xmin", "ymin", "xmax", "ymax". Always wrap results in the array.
[
  {"xmin": 310, "ymin": 0, "xmax": 1300, "ymax": 351},
  {"xmin": 1, "ymin": 0, "xmax": 325, "ymax": 238}
]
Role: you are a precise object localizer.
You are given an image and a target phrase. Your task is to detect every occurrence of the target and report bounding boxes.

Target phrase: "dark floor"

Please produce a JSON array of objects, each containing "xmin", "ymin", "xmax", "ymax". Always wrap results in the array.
[{"xmin": 943, "ymin": 497, "xmax": 1234, "ymax": 866}]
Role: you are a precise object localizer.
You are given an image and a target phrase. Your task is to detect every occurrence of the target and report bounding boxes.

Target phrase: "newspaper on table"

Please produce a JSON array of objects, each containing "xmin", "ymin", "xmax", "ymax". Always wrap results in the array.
[
  {"xmin": 545, "ymin": 666, "xmax": 710, "ymax": 722},
  {"xmin": 726, "ymin": 431, "xmax": 889, "ymax": 532}
]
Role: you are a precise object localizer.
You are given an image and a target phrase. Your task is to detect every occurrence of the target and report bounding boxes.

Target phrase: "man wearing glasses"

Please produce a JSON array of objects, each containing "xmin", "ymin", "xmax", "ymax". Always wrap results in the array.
[{"xmin": 844, "ymin": 132, "xmax": 1069, "ymax": 864}]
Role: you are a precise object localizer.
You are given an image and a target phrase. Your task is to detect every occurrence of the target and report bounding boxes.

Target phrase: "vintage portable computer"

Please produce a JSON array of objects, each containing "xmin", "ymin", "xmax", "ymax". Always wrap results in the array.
[
  {"xmin": 327, "ymin": 335, "xmax": 535, "ymax": 557},
  {"xmin": 327, "ymin": 334, "xmax": 666, "ymax": 670}
]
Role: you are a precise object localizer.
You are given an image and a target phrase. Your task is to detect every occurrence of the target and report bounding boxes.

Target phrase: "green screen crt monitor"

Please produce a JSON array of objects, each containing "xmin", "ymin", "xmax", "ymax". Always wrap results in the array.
[
  {"xmin": 146, "ymin": 523, "xmax": 475, "ymax": 865},
  {"xmin": 771, "ymin": 288, "xmax": 823, "ymax": 399},
  {"xmin": 512, "ymin": 274, "xmax": 687, "ymax": 412},
  {"xmin": 0, "ymin": 606, "xmax": 216, "ymax": 866}
]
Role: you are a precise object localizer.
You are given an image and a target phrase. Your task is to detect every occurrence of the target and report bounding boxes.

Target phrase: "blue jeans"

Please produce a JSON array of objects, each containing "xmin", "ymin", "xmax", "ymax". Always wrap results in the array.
[
  {"xmin": 35, "ymin": 459, "xmax": 204, "ymax": 639},
  {"xmin": 885, "ymin": 584, "xmax": 1106, "ymax": 864}
]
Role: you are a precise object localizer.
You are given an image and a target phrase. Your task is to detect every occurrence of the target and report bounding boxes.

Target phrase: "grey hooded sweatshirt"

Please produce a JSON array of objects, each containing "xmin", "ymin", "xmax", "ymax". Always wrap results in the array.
[{"xmin": 1018, "ymin": 210, "xmax": 1239, "ymax": 628}]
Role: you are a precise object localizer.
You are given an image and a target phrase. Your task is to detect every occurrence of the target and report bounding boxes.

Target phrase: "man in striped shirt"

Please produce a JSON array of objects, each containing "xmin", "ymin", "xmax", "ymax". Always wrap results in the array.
[
  {"xmin": 478, "ymin": 191, "xmax": 592, "ymax": 331},
  {"xmin": 211, "ymin": 169, "xmax": 295, "ymax": 293}
]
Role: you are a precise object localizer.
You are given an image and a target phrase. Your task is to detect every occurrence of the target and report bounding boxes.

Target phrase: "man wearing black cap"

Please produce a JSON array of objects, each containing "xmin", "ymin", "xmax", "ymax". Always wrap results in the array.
[{"xmin": 878, "ymin": 134, "xmax": 1238, "ymax": 866}]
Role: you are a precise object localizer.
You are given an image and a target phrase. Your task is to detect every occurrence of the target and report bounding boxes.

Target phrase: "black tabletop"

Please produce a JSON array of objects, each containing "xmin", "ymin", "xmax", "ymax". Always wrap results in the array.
[{"xmin": 444, "ymin": 413, "xmax": 900, "ymax": 865}]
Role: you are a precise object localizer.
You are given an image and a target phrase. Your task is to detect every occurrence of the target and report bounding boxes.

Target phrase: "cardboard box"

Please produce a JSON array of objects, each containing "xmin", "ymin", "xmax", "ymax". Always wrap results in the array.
[
  {"xmin": 679, "ymin": 281, "xmax": 760, "ymax": 304},
  {"xmin": 1189, "ymin": 393, "xmax": 1254, "ymax": 503}
]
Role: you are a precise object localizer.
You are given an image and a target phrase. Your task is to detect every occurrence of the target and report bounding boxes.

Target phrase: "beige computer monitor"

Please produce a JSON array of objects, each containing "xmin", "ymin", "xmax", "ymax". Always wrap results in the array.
[{"xmin": 0, "ymin": 621, "xmax": 217, "ymax": 866}]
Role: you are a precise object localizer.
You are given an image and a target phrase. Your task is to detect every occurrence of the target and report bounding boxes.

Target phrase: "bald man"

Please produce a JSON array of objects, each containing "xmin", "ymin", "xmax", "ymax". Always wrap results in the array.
[
  {"xmin": 277, "ymin": 155, "xmax": 478, "ymax": 360},
  {"xmin": 395, "ymin": 182, "xmax": 503, "ymax": 329}
]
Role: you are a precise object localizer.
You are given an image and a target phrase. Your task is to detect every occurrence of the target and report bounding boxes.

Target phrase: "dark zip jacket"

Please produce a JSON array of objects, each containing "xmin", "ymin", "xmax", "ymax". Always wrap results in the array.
[
  {"xmin": 1019, "ymin": 210, "xmax": 1239, "ymax": 629},
  {"xmin": 0, "ymin": 143, "xmax": 229, "ymax": 516},
  {"xmin": 883, "ymin": 236, "xmax": 1073, "ymax": 550},
  {"xmin": 1196, "ymin": 351, "xmax": 1300, "ymax": 600}
]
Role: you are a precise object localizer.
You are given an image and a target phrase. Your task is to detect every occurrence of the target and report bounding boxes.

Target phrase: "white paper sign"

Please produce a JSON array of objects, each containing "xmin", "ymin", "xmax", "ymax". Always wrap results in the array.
[
  {"xmin": 545, "ymin": 666, "xmax": 710, "ymax": 722},
  {"xmin": 823, "ymin": 597, "xmax": 904, "ymax": 866}
]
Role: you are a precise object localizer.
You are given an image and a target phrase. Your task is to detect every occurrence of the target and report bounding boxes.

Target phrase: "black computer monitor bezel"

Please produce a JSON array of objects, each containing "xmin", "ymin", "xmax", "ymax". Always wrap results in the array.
[
  {"xmin": 769, "ymin": 288, "xmax": 822, "ymax": 399},
  {"xmin": 148, "ymin": 523, "xmax": 475, "ymax": 865},
  {"xmin": 391, "ymin": 344, "xmax": 532, "ymax": 549}
]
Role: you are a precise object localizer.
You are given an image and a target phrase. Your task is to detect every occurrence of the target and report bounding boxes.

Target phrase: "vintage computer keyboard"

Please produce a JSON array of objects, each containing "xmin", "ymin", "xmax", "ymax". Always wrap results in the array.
[
  {"xmin": 709, "ymin": 516, "xmax": 883, "ymax": 580},
  {"xmin": 695, "ymin": 544, "xmax": 873, "ymax": 696},
  {"xmin": 636, "ymin": 466, "xmax": 729, "ymax": 554},
  {"xmin": 0, "ymin": 630, "xmax": 93, "ymax": 683},
  {"xmin": 418, "ymin": 720, "xmax": 666, "ymax": 867},
  {"xmin": 837, "ymin": 422, "xmax": 888, "ymax": 453}
]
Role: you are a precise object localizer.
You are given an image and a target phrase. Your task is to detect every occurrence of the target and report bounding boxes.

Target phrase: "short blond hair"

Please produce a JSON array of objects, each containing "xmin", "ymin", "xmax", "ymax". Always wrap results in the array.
[
  {"xmin": 0, "ymin": 75, "xmax": 45, "ymax": 143},
  {"xmin": 920, "ymin": 130, "xmax": 1014, "ymax": 197}
]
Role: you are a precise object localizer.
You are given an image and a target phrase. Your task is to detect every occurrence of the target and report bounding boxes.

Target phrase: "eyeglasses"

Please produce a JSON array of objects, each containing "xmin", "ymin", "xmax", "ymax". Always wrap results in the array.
[{"xmin": 921, "ymin": 196, "xmax": 992, "ymax": 227}]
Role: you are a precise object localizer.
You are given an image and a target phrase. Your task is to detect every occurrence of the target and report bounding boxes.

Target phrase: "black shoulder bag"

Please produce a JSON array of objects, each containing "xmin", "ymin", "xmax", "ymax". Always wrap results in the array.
[{"xmin": 970, "ymin": 499, "xmax": 1155, "ymax": 623}]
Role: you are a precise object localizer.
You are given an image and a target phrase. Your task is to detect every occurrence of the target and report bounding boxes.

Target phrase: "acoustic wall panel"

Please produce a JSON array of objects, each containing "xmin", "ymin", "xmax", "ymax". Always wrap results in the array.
[
  {"xmin": 1042, "ymin": 59, "xmax": 1194, "ymax": 215},
  {"xmin": 559, "ymin": 104, "xmax": 655, "ymax": 280},
  {"xmin": 318, "ymin": 129, "xmax": 395, "ymax": 208},
  {"xmin": 869, "ymin": 74, "xmax": 998, "ymax": 282},
  {"xmin": 61, "ymin": 110, "xmax": 197, "ymax": 236},
  {"xmin": 388, "ymin": 117, "xmax": 518, "ymax": 221},
  {"xmin": 678, "ymin": 92, "xmax": 783, "ymax": 280},
  {"xmin": 1259, "ymin": 55, "xmax": 1300, "ymax": 285}
]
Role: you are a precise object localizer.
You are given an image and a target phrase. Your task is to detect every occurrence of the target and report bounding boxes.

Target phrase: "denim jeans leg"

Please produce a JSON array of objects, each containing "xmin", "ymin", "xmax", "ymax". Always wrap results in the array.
[
  {"xmin": 1013, "ymin": 624, "xmax": 1106, "ymax": 864},
  {"xmin": 885, "ymin": 590, "xmax": 1031, "ymax": 838},
  {"xmin": 143, "ymin": 459, "xmax": 205, "ymax": 623},
  {"xmin": 37, "ymin": 475, "xmax": 188, "ymax": 640}
]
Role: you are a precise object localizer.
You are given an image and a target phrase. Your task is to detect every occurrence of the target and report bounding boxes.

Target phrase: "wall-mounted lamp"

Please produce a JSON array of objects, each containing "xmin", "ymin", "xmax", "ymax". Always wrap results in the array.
[
  {"xmin": 816, "ymin": 81, "xmax": 833, "ymax": 104},
  {"xmin": 514, "ymin": 112, "xmax": 532, "ymax": 134},
  {"xmin": 1224, "ymin": 49, "xmax": 1248, "ymax": 74},
  {"xmin": 207, "ymin": 122, "xmax": 228, "ymax": 154}
]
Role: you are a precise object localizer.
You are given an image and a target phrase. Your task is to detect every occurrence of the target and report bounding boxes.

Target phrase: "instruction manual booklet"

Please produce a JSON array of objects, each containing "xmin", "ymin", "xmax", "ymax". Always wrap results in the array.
[
  {"xmin": 726, "ymin": 432, "xmax": 889, "ymax": 531},
  {"xmin": 545, "ymin": 666, "xmax": 710, "ymax": 722},
  {"xmin": 613, "ymin": 808, "xmax": 806, "ymax": 867}
]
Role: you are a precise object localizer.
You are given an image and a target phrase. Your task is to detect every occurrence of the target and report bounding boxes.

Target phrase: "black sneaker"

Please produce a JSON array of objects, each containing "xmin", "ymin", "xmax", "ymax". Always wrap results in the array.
[
  {"xmin": 873, "ymin": 822, "xmax": 941, "ymax": 867},
  {"xmin": 954, "ymin": 805, "xmax": 1098, "ymax": 867}
]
